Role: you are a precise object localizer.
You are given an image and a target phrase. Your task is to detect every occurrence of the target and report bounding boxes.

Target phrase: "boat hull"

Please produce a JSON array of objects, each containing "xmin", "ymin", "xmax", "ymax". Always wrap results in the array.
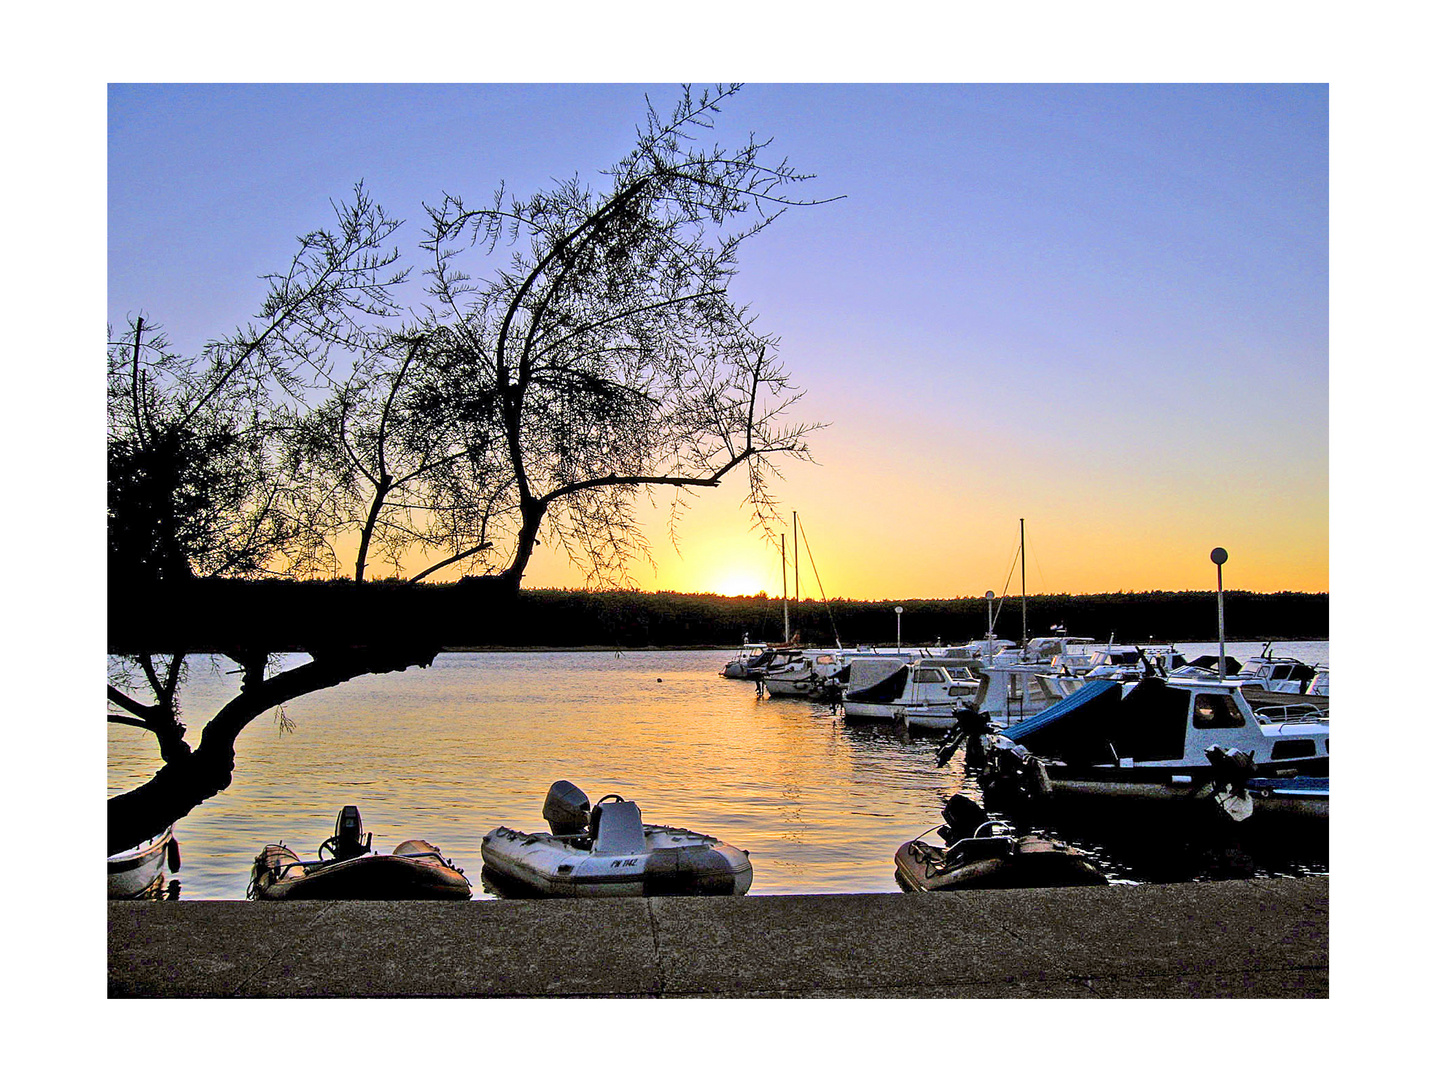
[
  {"xmin": 894, "ymin": 836, "xmax": 1106, "ymax": 892},
  {"xmin": 989, "ymin": 765, "xmax": 1329, "ymax": 830},
  {"xmin": 107, "ymin": 828, "xmax": 175, "ymax": 898},
  {"xmin": 481, "ymin": 825, "xmax": 753, "ymax": 898},
  {"xmin": 249, "ymin": 840, "xmax": 472, "ymax": 901},
  {"xmin": 1245, "ymin": 776, "xmax": 1329, "ymax": 820}
]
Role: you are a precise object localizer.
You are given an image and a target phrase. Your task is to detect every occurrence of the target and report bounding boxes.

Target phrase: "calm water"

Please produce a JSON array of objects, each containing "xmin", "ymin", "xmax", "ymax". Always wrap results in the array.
[{"xmin": 107, "ymin": 640, "xmax": 1328, "ymax": 899}]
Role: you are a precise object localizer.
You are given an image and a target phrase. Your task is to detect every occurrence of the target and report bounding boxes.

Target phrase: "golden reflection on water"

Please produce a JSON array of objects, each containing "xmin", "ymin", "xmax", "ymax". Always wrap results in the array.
[
  {"xmin": 108, "ymin": 642, "xmax": 1328, "ymax": 899},
  {"xmin": 108, "ymin": 650, "xmax": 969, "ymax": 900}
]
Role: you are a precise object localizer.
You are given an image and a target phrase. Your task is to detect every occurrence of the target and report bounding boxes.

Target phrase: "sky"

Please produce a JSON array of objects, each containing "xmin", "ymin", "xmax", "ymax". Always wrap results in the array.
[{"xmin": 108, "ymin": 82, "xmax": 1329, "ymax": 600}]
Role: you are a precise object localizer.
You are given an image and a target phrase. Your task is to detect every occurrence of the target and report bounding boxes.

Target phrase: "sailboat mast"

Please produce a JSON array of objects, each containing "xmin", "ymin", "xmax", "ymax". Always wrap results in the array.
[
  {"xmin": 1020, "ymin": 517, "xmax": 1028, "ymax": 649},
  {"xmin": 782, "ymin": 533, "xmax": 789, "ymax": 642},
  {"xmin": 793, "ymin": 511, "xmax": 800, "ymax": 607}
]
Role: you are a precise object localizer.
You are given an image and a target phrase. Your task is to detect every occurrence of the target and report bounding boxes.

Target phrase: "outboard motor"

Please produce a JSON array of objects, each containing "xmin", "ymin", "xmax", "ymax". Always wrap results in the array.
[
  {"xmin": 937, "ymin": 793, "xmax": 987, "ymax": 845},
  {"xmin": 322, "ymin": 805, "xmax": 372, "ymax": 861},
  {"xmin": 543, "ymin": 780, "xmax": 592, "ymax": 837}
]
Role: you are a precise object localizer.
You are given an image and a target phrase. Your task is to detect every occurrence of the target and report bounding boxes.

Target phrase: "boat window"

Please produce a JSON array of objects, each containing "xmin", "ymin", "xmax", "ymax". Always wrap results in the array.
[
  {"xmin": 913, "ymin": 668, "xmax": 944, "ymax": 683},
  {"xmin": 1271, "ymin": 739, "xmax": 1317, "ymax": 759},
  {"xmin": 1273, "ymin": 665, "xmax": 1293, "ymax": 681},
  {"xmin": 1193, "ymin": 693, "xmax": 1246, "ymax": 729},
  {"xmin": 1240, "ymin": 659, "xmax": 1266, "ymax": 675}
]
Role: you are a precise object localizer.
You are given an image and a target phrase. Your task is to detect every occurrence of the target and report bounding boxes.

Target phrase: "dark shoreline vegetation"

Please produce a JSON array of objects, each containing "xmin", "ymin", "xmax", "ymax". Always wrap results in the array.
[{"xmin": 108, "ymin": 579, "xmax": 1328, "ymax": 654}]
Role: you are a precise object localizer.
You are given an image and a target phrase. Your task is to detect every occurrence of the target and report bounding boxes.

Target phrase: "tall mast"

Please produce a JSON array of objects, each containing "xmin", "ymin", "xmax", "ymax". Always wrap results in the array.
[
  {"xmin": 793, "ymin": 511, "xmax": 800, "ymax": 607},
  {"xmin": 1020, "ymin": 517, "xmax": 1028, "ymax": 649},
  {"xmin": 782, "ymin": 533, "xmax": 789, "ymax": 642}
]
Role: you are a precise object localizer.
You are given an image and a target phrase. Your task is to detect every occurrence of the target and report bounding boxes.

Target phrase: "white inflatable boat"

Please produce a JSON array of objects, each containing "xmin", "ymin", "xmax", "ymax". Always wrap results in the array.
[{"xmin": 481, "ymin": 782, "xmax": 754, "ymax": 898}]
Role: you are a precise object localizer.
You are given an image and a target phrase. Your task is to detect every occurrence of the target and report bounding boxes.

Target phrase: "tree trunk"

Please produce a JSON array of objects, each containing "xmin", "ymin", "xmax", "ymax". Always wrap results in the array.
[{"xmin": 106, "ymin": 643, "xmax": 440, "ymax": 854}]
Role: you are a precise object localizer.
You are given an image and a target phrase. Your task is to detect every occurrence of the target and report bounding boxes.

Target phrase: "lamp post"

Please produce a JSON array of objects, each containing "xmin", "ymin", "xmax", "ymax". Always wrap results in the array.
[
  {"xmin": 1211, "ymin": 547, "xmax": 1228, "ymax": 677},
  {"xmin": 984, "ymin": 591, "xmax": 995, "ymax": 662},
  {"xmin": 894, "ymin": 606, "xmax": 904, "ymax": 651}
]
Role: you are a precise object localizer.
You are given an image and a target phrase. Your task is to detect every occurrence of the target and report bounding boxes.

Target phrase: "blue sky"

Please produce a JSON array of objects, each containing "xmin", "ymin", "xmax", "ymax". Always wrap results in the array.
[{"xmin": 108, "ymin": 82, "xmax": 1329, "ymax": 596}]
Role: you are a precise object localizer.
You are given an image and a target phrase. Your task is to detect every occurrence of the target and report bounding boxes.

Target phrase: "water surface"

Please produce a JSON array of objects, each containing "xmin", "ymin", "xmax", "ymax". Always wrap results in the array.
[{"xmin": 107, "ymin": 641, "xmax": 1327, "ymax": 899}]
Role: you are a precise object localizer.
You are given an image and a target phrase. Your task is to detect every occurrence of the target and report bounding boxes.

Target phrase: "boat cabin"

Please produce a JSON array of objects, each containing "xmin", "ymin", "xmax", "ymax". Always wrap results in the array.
[
  {"xmin": 996, "ymin": 676, "xmax": 1329, "ymax": 772},
  {"xmin": 1237, "ymin": 656, "xmax": 1318, "ymax": 694}
]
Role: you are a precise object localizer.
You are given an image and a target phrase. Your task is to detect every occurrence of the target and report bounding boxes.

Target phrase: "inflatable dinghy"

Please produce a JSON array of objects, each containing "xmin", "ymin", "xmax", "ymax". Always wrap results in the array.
[
  {"xmin": 248, "ymin": 805, "xmax": 471, "ymax": 900},
  {"xmin": 894, "ymin": 794, "xmax": 1105, "ymax": 892},
  {"xmin": 481, "ymin": 781, "xmax": 753, "ymax": 898}
]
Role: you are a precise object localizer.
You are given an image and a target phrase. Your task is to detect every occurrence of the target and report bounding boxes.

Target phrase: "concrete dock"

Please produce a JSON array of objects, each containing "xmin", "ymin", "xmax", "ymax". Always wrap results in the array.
[{"xmin": 108, "ymin": 877, "xmax": 1327, "ymax": 998}]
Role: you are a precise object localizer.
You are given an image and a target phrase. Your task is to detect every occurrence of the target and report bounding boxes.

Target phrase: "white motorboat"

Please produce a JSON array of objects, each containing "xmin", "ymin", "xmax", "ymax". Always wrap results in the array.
[
  {"xmin": 720, "ymin": 643, "xmax": 780, "ymax": 679},
  {"xmin": 761, "ymin": 649, "xmax": 847, "ymax": 698},
  {"xmin": 977, "ymin": 676, "xmax": 1329, "ymax": 826},
  {"xmin": 1034, "ymin": 643, "xmax": 1190, "ymax": 700},
  {"xmin": 842, "ymin": 657, "xmax": 980, "ymax": 731},
  {"xmin": 481, "ymin": 781, "xmax": 753, "ymax": 898},
  {"xmin": 107, "ymin": 826, "xmax": 179, "ymax": 898},
  {"xmin": 1235, "ymin": 648, "xmax": 1320, "ymax": 694}
]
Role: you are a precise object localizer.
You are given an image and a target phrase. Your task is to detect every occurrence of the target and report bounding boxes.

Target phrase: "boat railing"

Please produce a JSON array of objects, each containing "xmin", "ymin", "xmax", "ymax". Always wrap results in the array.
[{"xmin": 1253, "ymin": 703, "xmax": 1328, "ymax": 724}]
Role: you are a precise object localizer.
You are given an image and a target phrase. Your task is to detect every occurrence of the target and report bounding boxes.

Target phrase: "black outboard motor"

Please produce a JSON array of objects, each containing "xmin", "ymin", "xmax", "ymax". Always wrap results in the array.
[
  {"xmin": 322, "ymin": 805, "xmax": 372, "ymax": 861},
  {"xmin": 543, "ymin": 780, "xmax": 592, "ymax": 837},
  {"xmin": 937, "ymin": 793, "xmax": 987, "ymax": 845}
]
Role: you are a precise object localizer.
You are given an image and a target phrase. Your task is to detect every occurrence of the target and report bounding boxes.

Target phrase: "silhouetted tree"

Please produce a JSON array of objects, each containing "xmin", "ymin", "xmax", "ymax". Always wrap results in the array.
[{"xmin": 107, "ymin": 84, "xmax": 830, "ymax": 854}]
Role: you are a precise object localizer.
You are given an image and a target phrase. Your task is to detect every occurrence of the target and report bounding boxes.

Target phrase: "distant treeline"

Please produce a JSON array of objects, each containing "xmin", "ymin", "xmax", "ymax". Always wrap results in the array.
[{"xmin": 108, "ymin": 578, "xmax": 1327, "ymax": 654}]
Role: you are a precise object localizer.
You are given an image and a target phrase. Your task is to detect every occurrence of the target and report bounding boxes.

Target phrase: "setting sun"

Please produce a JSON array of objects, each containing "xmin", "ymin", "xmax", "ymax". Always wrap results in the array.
[{"xmin": 710, "ymin": 570, "xmax": 769, "ymax": 597}]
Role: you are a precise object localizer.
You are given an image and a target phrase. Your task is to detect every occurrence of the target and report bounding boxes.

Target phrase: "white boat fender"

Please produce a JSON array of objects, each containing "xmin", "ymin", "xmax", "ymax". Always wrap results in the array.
[{"xmin": 1215, "ymin": 790, "xmax": 1255, "ymax": 823}]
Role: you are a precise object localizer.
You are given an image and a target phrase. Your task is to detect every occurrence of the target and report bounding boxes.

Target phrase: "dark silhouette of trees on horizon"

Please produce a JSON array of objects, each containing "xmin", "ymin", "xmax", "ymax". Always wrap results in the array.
[{"xmin": 107, "ymin": 85, "xmax": 834, "ymax": 855}]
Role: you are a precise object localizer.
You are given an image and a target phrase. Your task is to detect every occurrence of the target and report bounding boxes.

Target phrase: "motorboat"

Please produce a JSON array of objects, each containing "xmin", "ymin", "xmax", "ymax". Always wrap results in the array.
[
  {"xmin": 720, "ymin": 643, "xmax": 779, "ymax": 679},
  {"xmin": 842, "ymin": 657, "xmax": 980, "ymax": 731},
  {"xmin": 481, "ymin": 781, "xmax": 753, "ymax": 898},
  {"xmin": 108, "ymin": 826, "xmax": 180, "ymax": 898},
  {"xmin": 248, "ymin": 805, "xmax": 472, "ymax": 900},
  {"xmin": 894, "ymin": 794, "xmax": 1106, "ymax": 891},
  {"xmin": 976, "ymin": 676, "xmax": 1329, "ymax": 827},
  {"xmin": 966, "ymin": 665, "xmax": 1055, "ymax": 727},
  {"xmin": 1034, "ymin": 643, "xmax": 1190, "ymax": 700},
  {"xmin": 1235, "ymin": 647, "xmax": 1319, "ymax": 693},
  {"xmin": 761, "ymin": 649, "xmax": 847, "ymax": 699}
]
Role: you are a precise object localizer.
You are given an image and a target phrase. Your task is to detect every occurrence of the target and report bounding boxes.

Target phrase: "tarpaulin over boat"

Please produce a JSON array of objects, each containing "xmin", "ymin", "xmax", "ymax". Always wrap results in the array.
[
  {"xmin": 1002, "ymin": 677, "xmax": 1194, "ymax": 764},
  {"xmin": 846, "ymin": 664, "xmax": 909, "ymax": 704},
  {"xmin": 1189, "ymin": 655, "xmax": 1242, "ymax": 676},
  {"xmin": 1002, "ymin": 680, "xmax": 1122, "ymax": 761}
]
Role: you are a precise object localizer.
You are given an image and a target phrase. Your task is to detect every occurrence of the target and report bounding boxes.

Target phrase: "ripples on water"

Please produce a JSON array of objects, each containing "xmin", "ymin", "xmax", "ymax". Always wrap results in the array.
[{"xmin": 106, "ymin": 641, "xmax": 1327, "ymax": 899}]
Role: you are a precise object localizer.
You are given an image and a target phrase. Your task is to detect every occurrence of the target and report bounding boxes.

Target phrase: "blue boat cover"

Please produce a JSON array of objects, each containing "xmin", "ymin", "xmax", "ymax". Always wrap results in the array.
[
  {"xmin": 1003, "ymin": 679, "xmax": 1121, "ymax": 744},
  {"xmin": 1001, "ymin": 677, "xmax": 1193, "ymax": 763}
]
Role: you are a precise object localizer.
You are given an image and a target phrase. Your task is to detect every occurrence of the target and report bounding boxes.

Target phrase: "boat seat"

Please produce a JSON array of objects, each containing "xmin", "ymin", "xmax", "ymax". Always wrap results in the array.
[
  {"xmin": 952, "ymin": 835, "xmax": 1015, "ymax": 862},
  {"xmin": 591, "ymin": 799, "xmax": 646, "ymax": 854}
]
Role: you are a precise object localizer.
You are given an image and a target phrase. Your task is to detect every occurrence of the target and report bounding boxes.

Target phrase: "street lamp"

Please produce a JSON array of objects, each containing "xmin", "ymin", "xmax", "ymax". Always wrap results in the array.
[
  {"xmin": 984, "ymin": 591, "xmax": 995, "ymax": 662},
  {"xmin": 1211, "ymin": 547, "xmax": 1228, "ymax": 676},
  {"xmin": 894, "ymin": 606, "xmax": 904, "ymax": 650}
]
